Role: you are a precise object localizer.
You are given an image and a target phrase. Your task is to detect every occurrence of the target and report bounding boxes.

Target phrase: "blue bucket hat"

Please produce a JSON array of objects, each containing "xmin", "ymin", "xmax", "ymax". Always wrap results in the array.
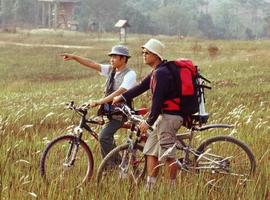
[{"xmin": 108, "ymin": 45, "xmax": 131, "ymax": 58}]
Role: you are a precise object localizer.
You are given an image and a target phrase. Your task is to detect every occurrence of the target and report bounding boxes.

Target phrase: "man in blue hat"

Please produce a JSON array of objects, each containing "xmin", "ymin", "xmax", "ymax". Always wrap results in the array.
[{"xmin": 61, "ymin": 45, "xmax": 136, "ymax": 163}]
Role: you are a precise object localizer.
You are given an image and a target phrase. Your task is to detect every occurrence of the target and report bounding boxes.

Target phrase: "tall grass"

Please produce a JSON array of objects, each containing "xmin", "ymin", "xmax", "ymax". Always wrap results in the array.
[{"xmin": 0, "ymin": 31, "xmax": 269, "ymax": 199}]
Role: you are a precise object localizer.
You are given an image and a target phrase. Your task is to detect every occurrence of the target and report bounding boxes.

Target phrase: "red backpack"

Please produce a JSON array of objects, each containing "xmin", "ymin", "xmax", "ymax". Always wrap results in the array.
[{"xmin": 163, "ymin": 58, "xmax": 211, "ymax": 119}]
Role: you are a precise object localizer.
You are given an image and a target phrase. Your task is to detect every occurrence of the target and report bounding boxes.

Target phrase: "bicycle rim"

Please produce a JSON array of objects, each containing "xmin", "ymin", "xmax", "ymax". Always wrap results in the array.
[
  {"xmin": 195, "ymin": 135, "xmax": 256, "ymax": 189},
  {"xmin": 97, "ymin": 143, "xmax": 146, "ymax": 186},
  {"xmin": 40, "ymin": 135, "xmax": 94, "ymax": 188}
]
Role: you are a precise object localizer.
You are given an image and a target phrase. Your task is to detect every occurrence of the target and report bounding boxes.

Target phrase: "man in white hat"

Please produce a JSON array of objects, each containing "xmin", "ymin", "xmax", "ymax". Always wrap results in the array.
[
  {"xmin": 113, "ymin": 38, "xmax": 183, "ymax": 189},
  {"xmin": 61, "ymin": 45, "xmax": 136, "ymax": 165}
]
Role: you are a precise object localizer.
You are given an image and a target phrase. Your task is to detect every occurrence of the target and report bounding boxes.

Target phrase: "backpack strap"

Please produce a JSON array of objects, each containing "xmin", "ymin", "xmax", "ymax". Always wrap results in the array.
[
  {"xmin": 105, "ymin": 67, "xmax": 116, "ymax": 96},
  {"xmin": 163, "ymin": 60, "xmax": 198, "ymax": 117},
  {"xmin": 162, "ymin": 61, "xmax": 182, "ymax": 114}
]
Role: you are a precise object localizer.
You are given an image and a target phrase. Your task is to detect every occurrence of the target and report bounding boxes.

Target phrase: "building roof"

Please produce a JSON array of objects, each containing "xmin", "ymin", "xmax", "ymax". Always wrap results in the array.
[{"xmin": 114, "ymin": 20, "xmax": 130, "ymax": 28}]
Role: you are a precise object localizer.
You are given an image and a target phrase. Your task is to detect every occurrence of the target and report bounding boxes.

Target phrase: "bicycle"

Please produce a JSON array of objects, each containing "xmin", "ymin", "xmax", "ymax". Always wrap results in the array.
[
  {"xmin": 96, "ymin": 104, "xmax": 256, "ymax": 189},
  {"xmin": 39, "ymin": 101, "xmax": 148, "ymax": 188}
]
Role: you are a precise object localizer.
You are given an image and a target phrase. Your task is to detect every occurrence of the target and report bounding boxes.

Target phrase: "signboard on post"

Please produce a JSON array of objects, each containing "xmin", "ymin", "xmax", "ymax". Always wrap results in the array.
[{"xmin": 114, "ymin": 19, "xmax": 130, "ymax": 43}]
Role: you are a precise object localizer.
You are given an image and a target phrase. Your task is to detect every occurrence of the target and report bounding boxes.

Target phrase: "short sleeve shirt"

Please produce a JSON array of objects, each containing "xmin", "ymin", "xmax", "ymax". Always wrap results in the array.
[{"xmin": 100, "ymin": 64, "xmax": 136, "ymax": 90}]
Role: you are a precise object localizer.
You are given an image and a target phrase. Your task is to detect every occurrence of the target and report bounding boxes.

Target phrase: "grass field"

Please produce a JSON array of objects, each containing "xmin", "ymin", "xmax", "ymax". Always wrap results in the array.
[{"xmin": 0, "ymin": 30, "xmax": 269, "ymax": 199}]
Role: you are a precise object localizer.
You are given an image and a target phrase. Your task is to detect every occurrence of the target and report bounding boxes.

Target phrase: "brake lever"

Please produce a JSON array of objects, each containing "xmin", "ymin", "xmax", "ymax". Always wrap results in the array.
[
  {"xmin": 80, "ymin": 103, "xmax": 89, "ymax": 110},
  {"xmin": 114, "ymin": 105, "xmax": 128, "ymax": 116},
  {"xmin": 65, "ymin": 101, "xmax": 75, "ymax": 110}
]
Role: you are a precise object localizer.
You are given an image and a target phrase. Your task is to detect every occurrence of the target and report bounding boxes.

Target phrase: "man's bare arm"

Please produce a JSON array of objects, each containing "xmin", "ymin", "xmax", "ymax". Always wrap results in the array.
[{"xmin": 61, "ymin": 53, "xmax": 101, "ymax": 72}]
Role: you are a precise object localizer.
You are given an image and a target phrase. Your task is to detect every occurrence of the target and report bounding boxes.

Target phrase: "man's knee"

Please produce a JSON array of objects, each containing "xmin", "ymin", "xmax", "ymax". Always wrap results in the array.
[{"xmin": 98, "ymin": 133, "xmax": 111, "ymax": 143}]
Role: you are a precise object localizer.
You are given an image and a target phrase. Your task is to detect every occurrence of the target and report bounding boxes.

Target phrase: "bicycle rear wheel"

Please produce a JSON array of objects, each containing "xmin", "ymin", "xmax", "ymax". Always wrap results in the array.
[
  {"xmin": 40, "ymin": 135, "xmax": 94, "ymax": 188},
  {"xmin": 97, "ymin": 143, "xmax": 146, "ymax": 186},
  {"xmin": 195, "ymin": 135, "xmax": 256, "ymax": 189}
]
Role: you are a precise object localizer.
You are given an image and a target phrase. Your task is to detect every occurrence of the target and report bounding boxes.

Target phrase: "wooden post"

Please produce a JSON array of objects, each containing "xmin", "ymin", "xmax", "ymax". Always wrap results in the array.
[
  {"xmin": 120, "ymin": 27, "xmax": 126, "ymax": 43},
  {"xmin": 53, "ymin": 2, "xmax": 58, "ymax": 28},
  {"xmin": 41, "ymin": 2, "xmax": 46, "ymax": 27},
  {"xmin": 48, "ymin": 2, "xmax": 51, "ymax": 28}
]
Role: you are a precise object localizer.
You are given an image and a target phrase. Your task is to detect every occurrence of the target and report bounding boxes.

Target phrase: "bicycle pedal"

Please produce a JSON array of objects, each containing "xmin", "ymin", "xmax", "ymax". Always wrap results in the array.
[
  {"xmin": 181, "ymin": 165, "xmax": 189, "ymax": 172},
  {"xmin": 177, "ymin": 158, "xmax": 190, "ymax": 171},
  {"xmin": 118, "ymin": 171, "xmax": 128, "ymax": 180}
]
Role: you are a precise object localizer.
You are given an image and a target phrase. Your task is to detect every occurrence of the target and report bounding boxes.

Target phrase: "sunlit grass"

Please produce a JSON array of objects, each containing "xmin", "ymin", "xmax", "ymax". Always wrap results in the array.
[{"xmin": 0, "ymin": 31, "xmax": 269, "ymax": 199}]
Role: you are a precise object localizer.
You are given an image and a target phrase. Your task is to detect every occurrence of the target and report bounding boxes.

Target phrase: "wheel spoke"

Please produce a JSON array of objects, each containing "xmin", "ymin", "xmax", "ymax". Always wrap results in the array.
[
  {"xmin": 40, "ymin": 135, "xmax": 94, "ymax": 188},
  {"xmin": 195, "ymin": 136, "xmax": 256, "ymax": 189},
  {"xmin": 97, "ymin": 143, "xmax": 146, "ymax": 187}
]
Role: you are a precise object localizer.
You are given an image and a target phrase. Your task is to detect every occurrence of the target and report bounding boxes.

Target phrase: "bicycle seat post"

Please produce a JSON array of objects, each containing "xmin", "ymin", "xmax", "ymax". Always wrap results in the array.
[
  {"xmin": 187, "ymin": 126, "xmax": 195, "ymax": 145},
  {"xmin": 182, "ymin": 125, "xmax": 196, "ymax": 162}
]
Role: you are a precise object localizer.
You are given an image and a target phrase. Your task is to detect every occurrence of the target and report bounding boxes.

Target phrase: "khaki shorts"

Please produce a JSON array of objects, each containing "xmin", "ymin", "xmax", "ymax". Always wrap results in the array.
[{"xmin": 143, "ymin": 114, "xmax": 183, "ymax": 161}]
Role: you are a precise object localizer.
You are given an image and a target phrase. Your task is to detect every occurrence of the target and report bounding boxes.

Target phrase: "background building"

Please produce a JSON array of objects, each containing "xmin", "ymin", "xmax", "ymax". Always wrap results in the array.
[{"xmin": 38, "ymin": 0, "xmax": 80, "ymax": 30}]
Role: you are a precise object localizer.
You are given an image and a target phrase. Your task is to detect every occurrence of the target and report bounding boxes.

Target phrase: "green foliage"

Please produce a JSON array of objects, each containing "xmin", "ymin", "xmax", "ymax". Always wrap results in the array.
[
  {"xmin": 16, "ymin": 0, "xmax": 39, "ymax": 26},
  {"xmin": 150, "ymin": 4, "xmax": 197, "ymax": 36},
  {"xmin": 0, "ymin": 0, "xmax": 39, "ymax": 27},
  {"xmin": 0, "ymin": 0, "xmax": 16, "ymax": 25},
  {"xmin": 198, "ymin": 13, "xmax": 218, "ymax": 38},
  {"xmin": 1, "ymin": 0, "xmax": 270, "ymax": 39}
]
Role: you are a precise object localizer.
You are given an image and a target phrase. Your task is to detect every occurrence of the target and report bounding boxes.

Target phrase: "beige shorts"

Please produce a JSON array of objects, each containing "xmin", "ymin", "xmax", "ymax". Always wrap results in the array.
[{"xmin": 143, "ymin": 114, "xmax": 183, "ymax": 161}]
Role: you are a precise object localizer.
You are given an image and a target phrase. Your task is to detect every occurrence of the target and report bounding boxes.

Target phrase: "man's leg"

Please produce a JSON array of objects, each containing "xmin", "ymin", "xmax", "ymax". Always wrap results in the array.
[
  {"xmin": 143, "ymin": 117, "xmax": 161, "ymax": 189},
  {"xmin": 145, "ymin": 155, "xmax": 159, "ymax": 189},
  {"xmin": 99, "ymin": 119, "xmax": 123, "ymax": 161},
  {"xmin": 165, "ymin": 158, "xmax": 178, "ymax": 187},
  {"xmin": 147, "ymin": 155, "xmax": 159, "ymax": 177},
  {"xmin": 158, "ymin": 114, "xmax": 183, "ymax": 186}
]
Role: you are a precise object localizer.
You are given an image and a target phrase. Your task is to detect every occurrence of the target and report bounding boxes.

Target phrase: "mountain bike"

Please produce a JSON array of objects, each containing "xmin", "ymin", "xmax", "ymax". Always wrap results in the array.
[
  {"xmin": 96, "ymin": 104, "xmax": 256, "ymax": 189},
  {"xmin": 39, "ymin": 101, "xmax": 148, "ymax": 188}
]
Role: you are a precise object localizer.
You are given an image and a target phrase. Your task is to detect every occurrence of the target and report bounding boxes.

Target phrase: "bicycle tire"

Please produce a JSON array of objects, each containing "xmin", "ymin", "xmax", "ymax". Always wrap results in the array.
[
  {"xmin": 195, "ymin": 135, "xmax": 256, "ymax": 188},
  {"xmin": 40, "ymin": 134, "xmax": 94, "ymax": 188},
  {"xmin": 96, "ymin": 143, "xmax": 146, "ymax": 186}
]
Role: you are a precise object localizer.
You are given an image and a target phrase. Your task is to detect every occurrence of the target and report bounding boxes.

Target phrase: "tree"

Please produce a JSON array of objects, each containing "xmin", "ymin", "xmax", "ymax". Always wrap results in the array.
[
  {"xmin": 0, "ymin": 0, "xmax": 40, "ymax": 28},
  {"xmin": 16, "ymin": 0, "xmax": 39, "ymax": 27},
  {"xmin": 198, "ymin": 13, "xmax": 217, "ymax": 38},
  {"xmin": 211, "ymin": 0, "xmax": 244, "ymax": 39},
  {"xmin": 0, "ymin": 0, "xmax": 269, "ymax": 39},
  {"xmin": 77, "ymin": 0, "xmax": 156, "ymax": 34},
  {"xmin": 150, "ymin": 1, "xmax": 199, "ymax": 36},
  {"xmin": 82, "ymin": 0, "xmax": 126, "ymax": 32},
  {"xmin": 0, "ymin": 0, "xmax": 16, "ymax": 26}
]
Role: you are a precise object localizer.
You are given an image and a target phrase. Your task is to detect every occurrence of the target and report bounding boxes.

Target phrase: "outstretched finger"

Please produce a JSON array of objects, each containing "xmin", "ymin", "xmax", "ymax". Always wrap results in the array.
[{"xmin": 60, "ymin": 53, "xmax": 71, "ymax": 60}]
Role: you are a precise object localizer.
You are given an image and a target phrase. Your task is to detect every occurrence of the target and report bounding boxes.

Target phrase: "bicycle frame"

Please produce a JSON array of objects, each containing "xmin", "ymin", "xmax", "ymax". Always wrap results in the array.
[
  {"xmin": 159, "ymin": 123, "xmax": 256, "ymax": 182},
  {"xmin": 67, "ymin": 102, "xmax": 149, "ymax": 141},
  {"xmin": 176, "ymin": 123, "xmax": 234, "ymax": 150},
  {"xmin": 161, "ymin": 123, "xmax": 234, "ymax": 169}
]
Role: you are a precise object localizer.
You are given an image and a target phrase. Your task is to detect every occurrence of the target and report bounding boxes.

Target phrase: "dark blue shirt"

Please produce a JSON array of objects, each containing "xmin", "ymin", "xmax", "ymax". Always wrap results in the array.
[{"xmin": 122, "ymin": 62, "xmax": 179, "ymax": 126}]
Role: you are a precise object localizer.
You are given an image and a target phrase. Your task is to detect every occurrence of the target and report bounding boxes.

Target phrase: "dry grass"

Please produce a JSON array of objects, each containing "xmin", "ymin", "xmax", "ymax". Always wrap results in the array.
[{"xmin": 0, "ymin": 32, "xmax": 269, "ymax": 199}]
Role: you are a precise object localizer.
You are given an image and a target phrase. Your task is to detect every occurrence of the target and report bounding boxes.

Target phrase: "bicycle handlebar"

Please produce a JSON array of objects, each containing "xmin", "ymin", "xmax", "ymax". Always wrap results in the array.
[
  {"xmin": 114, "ymin": 104, "xmax": 143, "ymax": 122},
  {"xmin": 114, "ymin": 104, "xmax": 154, "ymax": 131},
  {"xmin": 65, "ymin": 101, "xmax": 153, "ymax": 131},
  {"xmin": 65, "ymin": 101, "xmax": 88, "ymax": 116}
]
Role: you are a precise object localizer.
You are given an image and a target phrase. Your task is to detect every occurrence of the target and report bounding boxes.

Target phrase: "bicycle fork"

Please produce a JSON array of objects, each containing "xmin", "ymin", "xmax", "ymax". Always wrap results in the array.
[
  {"xmin": 63, "ymin": 127, "xmax": 83, "ymax": 167},
  {"xmin": 118, "ymin": 141, "xmax": 141, "ymax": 183}
]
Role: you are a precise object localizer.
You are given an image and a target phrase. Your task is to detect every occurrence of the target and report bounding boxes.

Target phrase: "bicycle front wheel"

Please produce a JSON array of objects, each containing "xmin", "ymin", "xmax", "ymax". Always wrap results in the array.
[
  {"xmin": 40, "ymin": 135, "xmax": 94, "ymax": 188},
  {"xmin": 195, "ymin": 135, "xmax": 256, "ymax": 189},
  {"xmin": 97, "ymin": 143, "xmax": 146, "ymax": 186}
]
